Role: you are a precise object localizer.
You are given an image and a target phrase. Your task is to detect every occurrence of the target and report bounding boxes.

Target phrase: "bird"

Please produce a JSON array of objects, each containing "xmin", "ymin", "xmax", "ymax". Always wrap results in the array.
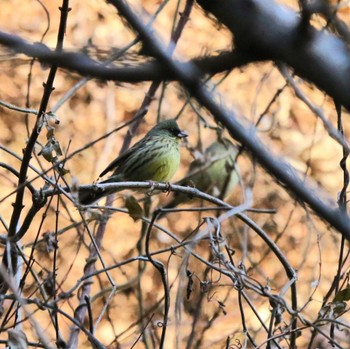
[
  {"xmin": 160, "ymin": 139, "xmax": 239, "ymax": 214},
  {"xmin": 79, "ymin": 119, "xmax": 188, "ymax": 205}
]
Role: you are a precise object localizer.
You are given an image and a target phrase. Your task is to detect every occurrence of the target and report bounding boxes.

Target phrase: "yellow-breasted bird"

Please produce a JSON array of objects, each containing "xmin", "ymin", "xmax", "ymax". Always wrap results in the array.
[
  {"xmin": 161, "ymin": 139, "xmax": 239, "ymax": 214},
  {"xmin": 79, "ymin": 119, "xmax": 188, "ymax": 205}
]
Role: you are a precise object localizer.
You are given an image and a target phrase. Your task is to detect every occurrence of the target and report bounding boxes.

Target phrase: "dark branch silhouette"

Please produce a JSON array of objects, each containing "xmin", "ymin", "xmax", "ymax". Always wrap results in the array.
[
  {"xmin": 197, "ymin": 0, "xmax": 350, "ymax": 110},
  {"xmin": 0, "ymin": 31, "xmax": 256, "ymax": 82}
]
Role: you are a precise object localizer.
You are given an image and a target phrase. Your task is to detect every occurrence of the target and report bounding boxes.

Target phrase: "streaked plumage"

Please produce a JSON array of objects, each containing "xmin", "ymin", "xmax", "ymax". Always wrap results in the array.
[{"xmin": 79, "ymin": 119, "xmax": 187, "ymax": 205}]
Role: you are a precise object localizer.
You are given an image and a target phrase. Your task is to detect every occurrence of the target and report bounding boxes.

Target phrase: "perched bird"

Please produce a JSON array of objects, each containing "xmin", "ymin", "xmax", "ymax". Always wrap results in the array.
[
  {"xmin": 161, "ymin": 139, "xmax": 239, "ymax": 214},
  {"xmin": 79, "ymin": 119, "xmax": 188, "ymax": 205}
]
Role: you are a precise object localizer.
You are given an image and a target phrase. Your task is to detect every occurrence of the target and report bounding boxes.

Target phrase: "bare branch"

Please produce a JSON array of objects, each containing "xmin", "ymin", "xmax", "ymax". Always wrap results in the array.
[{"xmin": 197, "ymin": 0, "xmax": 350, "ymax": 110}]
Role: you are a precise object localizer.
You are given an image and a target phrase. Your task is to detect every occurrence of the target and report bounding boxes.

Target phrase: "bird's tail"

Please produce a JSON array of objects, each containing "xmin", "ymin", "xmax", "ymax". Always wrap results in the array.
[{"xmin": 78, "ymin": 177, "xmax": 116, "ymax": 205}]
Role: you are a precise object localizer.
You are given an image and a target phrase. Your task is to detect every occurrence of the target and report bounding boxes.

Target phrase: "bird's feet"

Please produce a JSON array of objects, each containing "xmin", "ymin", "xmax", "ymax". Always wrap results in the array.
[
  {"xmin": 146, "ymin": 180, "xmax": 155, "ymax": 196},
  {"xmin": 163, "ymin": 182, "xmax": 173, "ymax": 196}
]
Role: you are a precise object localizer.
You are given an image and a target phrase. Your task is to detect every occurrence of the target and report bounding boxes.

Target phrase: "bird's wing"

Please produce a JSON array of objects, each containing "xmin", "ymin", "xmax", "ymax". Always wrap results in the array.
[{"xmin": 99, "ymin": 137, "xmax": 146, "ymax": 177}]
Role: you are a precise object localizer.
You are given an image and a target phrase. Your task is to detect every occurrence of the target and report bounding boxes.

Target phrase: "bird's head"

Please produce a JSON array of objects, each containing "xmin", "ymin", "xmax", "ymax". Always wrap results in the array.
[{"xmin": 148, "ymin": 119, "xmax": 188, "ymax": 139}]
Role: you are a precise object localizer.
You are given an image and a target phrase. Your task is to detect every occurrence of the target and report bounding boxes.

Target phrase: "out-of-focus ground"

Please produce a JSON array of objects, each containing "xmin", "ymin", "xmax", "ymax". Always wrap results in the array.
[{"xmin": 1, "ymin": 0, "xmax": 350, "ymax": 348}]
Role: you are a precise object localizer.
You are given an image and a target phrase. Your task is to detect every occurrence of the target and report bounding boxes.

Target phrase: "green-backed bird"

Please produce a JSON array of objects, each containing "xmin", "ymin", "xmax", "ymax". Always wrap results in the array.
[
  {"xmin": 79, "ymin": 119, "xmax": 188, "ymax": 205},
  {"xmin": 161, "ymin": 139, "xmax": 239, "ymax": 213}
]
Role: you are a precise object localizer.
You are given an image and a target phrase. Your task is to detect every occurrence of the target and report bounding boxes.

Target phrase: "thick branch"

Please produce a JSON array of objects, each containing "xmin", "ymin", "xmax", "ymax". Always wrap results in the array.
[
  {"xmin": 105, "ymin": 0, "xmax": 350, "ymax": 248},
  {"xmin": 0, "ymin": 31, "xmax": 255, "ymax": 82},
  {"xmin": 197, "ymin": 0, "xmax": 350, "ymax": 110}
]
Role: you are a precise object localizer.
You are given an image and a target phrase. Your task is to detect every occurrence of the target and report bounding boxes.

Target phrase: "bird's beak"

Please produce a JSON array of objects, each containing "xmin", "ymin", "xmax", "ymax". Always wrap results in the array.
[{"xmin": 178, "ymin": 130, "xmax": 188, "ymax": 138}]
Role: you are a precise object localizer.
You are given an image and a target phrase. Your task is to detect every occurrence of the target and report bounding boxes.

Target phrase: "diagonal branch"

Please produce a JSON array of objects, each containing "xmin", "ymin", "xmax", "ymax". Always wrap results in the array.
[
  {"xmin": 197, "ymin": 0, "xmax": 350, "ymax": 110},
  {"xmin": 0, "ymin": 0, "xmax": 71, "ymax": 296},
  {"xmin": 105, "ymin": 0, "xmax": 350, "ymax": 251}
]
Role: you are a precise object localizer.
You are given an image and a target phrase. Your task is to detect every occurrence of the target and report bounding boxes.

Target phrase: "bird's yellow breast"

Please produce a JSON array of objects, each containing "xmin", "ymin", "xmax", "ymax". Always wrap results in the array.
[
  {"xmin": 123, "ymin": 136, "xmax": 181, "ymax": 182},
  {"xmin": 151, "ymin": 149, "xmax": 180, "ymax": 181},
  {"xmin": 145, "ymin": 139, "xmax": 180, "ymax": 181}
]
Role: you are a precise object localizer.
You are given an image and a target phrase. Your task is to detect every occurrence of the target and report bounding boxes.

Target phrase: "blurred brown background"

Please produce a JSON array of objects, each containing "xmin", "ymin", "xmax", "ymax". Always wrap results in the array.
[{"xmin": 0, "ymin": 0, "xmax": 350, "ymax": 348}]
